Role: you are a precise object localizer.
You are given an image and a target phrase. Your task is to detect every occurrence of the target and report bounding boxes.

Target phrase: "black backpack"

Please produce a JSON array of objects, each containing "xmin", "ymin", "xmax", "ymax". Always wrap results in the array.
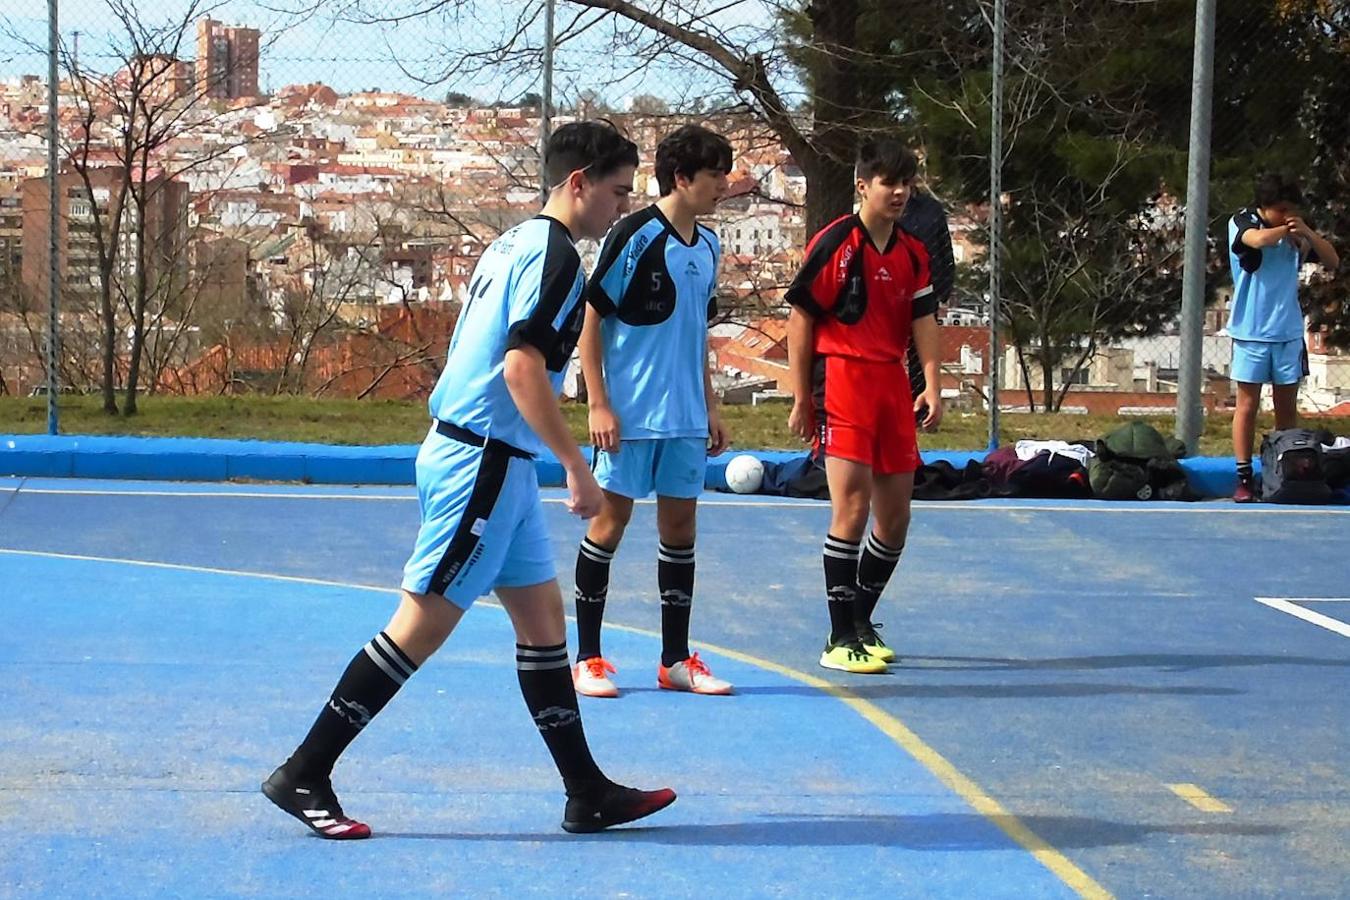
[{"xmin": 1260, "ymin": 429, "xmax": 1333, "ymax": 504}]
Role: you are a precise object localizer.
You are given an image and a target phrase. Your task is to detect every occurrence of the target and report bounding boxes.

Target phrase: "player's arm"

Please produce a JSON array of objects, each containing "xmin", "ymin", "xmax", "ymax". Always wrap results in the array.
[
  {"xmin": 506, "ymin": 239, "xmax": 602, "ymax": 518},
  {"xmin": 787, "ymin": 308, "xmax": 816, "ymax": 442},
  {"xmin": 579, "ymin": 305, "xmax": 619, "ymax": 453},
  {"xmin": 583, "ymin": 224, "xmax": 633, "ymax": 454},
  {"xmin": 1238, "ymin": 221, "xmax": 1292, "ymax": 250},
  {"xmin": 911, "ymin": 314, "xmax": 943, "ymax": 429},
  {"xmin": 909, "ymin": 241, "xmax": 943, "ymax": 429},
  {"xmin": 705, "ymin": 346, "xmax": 729, "ymax": 456},
  {"xmin": 503, "ymin": 346, "xmax": 601, "ymax": 519},
  {"xmin": 1288, "ymin": 217, "xmax": 1340, "ymax": 270},
  {"xmin": 704, "ymin": 239, "xmax": 729, "ymax": 456},
  {"xmin": 784, "ymin": 221, "xmax": 851, "ymax": 443}
]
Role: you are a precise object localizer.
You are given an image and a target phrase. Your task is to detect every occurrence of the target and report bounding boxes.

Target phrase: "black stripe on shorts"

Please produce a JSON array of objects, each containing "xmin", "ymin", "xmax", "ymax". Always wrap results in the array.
[{"xmin": 427, "ymin": 444, "xmax": 513, "ymax": 597}]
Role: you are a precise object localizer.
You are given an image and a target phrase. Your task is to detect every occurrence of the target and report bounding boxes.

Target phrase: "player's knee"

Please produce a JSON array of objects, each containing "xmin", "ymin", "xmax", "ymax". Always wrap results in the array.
[
  {"xmin": 588, "ymin": 515, "xmax": 628, "ymax": 549},
  {"xmin": 388, "ymin": 590, "xmax": 459, "ymax": 663},
  {"xmin": 658, "ymin": 521, "xmax": 696, "ymax": 547},
  {"xmin": 499, "ymin": 584, "xmax": 567, "ymax": 646},
  {"xmin": 656, "ymin": 506, "xmax": 696, "ymax": 545},
  {"xmin": 874, "ymin": 511, "xmax": 911, "ymax": 546},
  {"xmin": 830, "ymin": 499, "xmax": 870, "ymax": 537}
]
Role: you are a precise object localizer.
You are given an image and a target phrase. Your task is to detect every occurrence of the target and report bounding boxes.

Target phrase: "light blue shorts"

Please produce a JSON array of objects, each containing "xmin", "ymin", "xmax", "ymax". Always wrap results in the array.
[
  {"xmin": 1231, "ymin": 338, "xmax": 1306, "ymax": 386},
  {"xmin": 593, "ymin": 437, "xmax": 707, "ymax": 500},
  {"xmin": 401, "ymin": 428, "xmax": 555, "ymax": 609}
]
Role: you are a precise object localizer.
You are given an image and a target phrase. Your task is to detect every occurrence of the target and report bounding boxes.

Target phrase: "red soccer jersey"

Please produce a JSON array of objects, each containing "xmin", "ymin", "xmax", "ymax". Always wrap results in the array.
[{"xmin": 786, "ymin": 214, "xmax": 936, "ymax": 363}]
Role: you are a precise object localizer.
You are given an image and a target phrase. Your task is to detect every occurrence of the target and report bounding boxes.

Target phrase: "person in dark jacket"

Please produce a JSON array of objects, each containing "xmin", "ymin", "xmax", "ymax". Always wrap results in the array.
[{"xmin": 900, "ymin": 186, "xmax": 956, "ymax": 424}]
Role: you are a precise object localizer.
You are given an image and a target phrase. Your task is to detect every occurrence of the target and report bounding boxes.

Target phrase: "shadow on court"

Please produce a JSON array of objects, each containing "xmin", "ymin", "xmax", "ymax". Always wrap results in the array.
[
  {"xmin": 722, "ymin": 682, "xmax": 1245, "ymax": 699},
  {"xmin": 381, "ymin": 812, "xmax": 1285, "ymax": 849},
  {"xmin": 896, "ymin": 653, "xmax": 1350, "ymax": 672}
]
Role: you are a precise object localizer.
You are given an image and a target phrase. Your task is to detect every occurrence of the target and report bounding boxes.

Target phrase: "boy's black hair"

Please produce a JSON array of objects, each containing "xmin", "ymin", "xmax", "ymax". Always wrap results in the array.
[
  {"xmin": 1254, "ymin": 172, "xmax": 1304, "ymax": 209},
  {"xmin": 856, "ymin": 138, "xmax": 918, "ymax": 183},
  {"xmin": 544, "ymin": 120, "xmax": 639, "ymax": 189},
  {"xmin": 655, "ymin": 125, "xmax": 733, "ymax": 196}
]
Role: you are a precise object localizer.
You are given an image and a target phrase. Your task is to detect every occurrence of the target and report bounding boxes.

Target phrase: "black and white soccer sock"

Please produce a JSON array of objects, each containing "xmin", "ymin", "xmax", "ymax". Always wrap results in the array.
[
  {"xmin": 823, "ymin": 534, "xmax": 862, "ymax": 645},
  {"xmin": 574, "ymin": 538, "xmax": 615, "ymax": 662},
  {"xmin": 516, "ymin": 642, "xmax": 606, "ymax": 795},
  {"xmin": 287, "ymin": 631, "xmax": 418, "ymax": 781},
  {"xmin": 1236, "ymin": 460, "xmax": 1254, "ymax": 482},
  {"xmin": 854, "ymin": 532, "xmax": 905, "ymax": 633},
  {"xmin": 658, "ymin": 541, "xmax": 696, "ymax": 668}
]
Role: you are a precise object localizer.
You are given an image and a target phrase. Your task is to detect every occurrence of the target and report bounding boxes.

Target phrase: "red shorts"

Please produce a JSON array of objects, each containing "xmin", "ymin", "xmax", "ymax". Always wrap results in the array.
[{"xmin": 812, "ymin": 356, "xmax": 920, "ymax": 475}]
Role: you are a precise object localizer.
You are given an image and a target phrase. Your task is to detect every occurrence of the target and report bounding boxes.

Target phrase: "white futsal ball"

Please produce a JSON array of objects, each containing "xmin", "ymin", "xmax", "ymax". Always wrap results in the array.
[{"xmin": 724, "ymin": 454, "xmax": 765, "ymax": 494}]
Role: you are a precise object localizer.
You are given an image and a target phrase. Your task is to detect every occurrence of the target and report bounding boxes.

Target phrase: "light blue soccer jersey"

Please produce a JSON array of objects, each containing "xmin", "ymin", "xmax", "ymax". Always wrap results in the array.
[
  {"xmin": 588, "ymin": 205, "xmax": 719, "ymax": 440},
  {"xmin": 429, "ymin": 216, "xmax": 585, "ymax": 455},
  {"xmin": 1226, "ymin": 208, "xmax": 1315, "ymax": 342}
]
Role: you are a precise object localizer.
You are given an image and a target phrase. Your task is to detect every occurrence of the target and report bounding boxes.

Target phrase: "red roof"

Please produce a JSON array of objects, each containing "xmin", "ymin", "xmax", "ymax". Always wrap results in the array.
[{"xmin": 1313, "ymin": 400, "xmax": 1350, "ymax": 417}]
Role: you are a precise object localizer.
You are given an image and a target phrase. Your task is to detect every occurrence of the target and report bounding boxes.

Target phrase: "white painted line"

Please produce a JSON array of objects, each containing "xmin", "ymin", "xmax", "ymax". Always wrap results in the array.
[
  {"xmin": 1255, "ymin": 598, "xmax": 1350, "ymax": 639},
  {"xmin": 1253, "ymin": 597, "xmax": 1350, "ymax": 603},
  {"xmin": 16, "ymin": 487, "xmax": 415, "ymax": 501},
  {"xmin": 0, "ymin": 547, "xmax": 397, "ymax": 594},
  {"xmin": 11, "ymin": 483, "xmax": 1350, "ymax": 514},
  {"xmin": 11, "ymin": 487, "xmax": 814, "ymax": 508}
]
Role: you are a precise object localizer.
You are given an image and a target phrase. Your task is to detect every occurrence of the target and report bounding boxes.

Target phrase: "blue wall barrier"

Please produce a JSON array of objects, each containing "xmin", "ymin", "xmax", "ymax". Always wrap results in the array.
[{"xmin": 1, "ymin": 433, "xmax": 1253, "ymax": 499}]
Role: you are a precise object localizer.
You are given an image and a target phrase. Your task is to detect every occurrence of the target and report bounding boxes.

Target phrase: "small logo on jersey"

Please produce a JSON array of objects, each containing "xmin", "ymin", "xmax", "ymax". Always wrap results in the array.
[
  {"xmin": 838, "ymin": 245, "xmax": 854, "ymax": 275},
  {"xmin": 625, "ymin": 234, "xmax": 651, "ymax": 277},
  {"xmin": 685, "ymin": 260, "xmax": 701, "ymax": 277},
  {"xmin": 470, "ymin": 518, "xmax": 487, "ymax": 537},
  {"xmin": 877, "ymin": 266, "xmax": 892, "ymax": 281}
]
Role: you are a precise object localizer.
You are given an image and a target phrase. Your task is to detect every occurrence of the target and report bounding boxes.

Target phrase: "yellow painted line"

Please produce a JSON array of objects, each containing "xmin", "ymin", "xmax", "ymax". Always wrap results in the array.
[
  {"xmin": 652, "ymin": 633, "xmax": 1113, "ymax": 900},
  {"xmin": 0, "ymin": 546, "xmax": 1112, "ymax": 899},
  {"xmin": 1166, "ymin": 783, "xmax": 1233, "ymax": 814}
]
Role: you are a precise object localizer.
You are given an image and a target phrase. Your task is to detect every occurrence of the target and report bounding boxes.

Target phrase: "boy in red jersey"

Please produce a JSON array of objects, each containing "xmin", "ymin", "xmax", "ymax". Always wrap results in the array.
[{"xmin": 785, "ymin": 139, "xmax": 942, "ymax": 673}]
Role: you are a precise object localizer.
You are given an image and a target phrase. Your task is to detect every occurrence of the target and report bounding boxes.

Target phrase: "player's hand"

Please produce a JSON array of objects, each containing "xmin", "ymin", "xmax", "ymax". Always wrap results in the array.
[
  {"xmin": 1287, "ymin": 217, "xmax": 1315, "ymax": 240},
  {"xmin": 707, "ymin": 408, "xmax": 731, "ymax": 457},
  {"xmin": 565, "ymin": 463, "xmax": 604, "ymax": 519},
  {"xmin": 915, "ymin": 386, "xmax": 943, "ymax": 430},
  {"xmin": 788, "ymin": 401, "xmax": 814, "ymax": 443},
  {"xmin": 588, "ymin": 403, "xmax": 621, "ymax": 454}
]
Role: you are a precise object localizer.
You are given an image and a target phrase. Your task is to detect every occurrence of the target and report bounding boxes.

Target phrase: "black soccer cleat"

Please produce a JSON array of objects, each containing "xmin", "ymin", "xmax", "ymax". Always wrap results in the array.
[
  {"xmin": 561, "ymin": 782, "xmax": 677, "ymax": 834},
  {"xmin": 262, "ymin": 765, "xmax": 371, "ymax": 840}
]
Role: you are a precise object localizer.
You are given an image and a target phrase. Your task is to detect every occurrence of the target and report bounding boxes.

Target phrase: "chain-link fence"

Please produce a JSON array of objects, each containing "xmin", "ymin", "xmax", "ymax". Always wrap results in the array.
[{"xmin": 1, "ymin": 1, "xmax": 1346, "ymax": 447}]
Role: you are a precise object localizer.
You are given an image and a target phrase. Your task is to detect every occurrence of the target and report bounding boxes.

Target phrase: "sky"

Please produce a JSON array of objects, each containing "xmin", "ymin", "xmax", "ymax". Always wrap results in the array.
[{"xmin": 0, "ymin": 0, "xmax": 785, "ymax": 105}]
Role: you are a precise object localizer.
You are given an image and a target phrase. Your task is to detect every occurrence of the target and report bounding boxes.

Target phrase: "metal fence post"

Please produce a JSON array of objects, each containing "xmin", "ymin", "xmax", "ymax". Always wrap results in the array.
[
  {"xmin": 46, "ymin": 0, "xmax": 60, "ymax": 434},
  {"xmin": 539, "ymin": 0, "xmax": 555, "ymax": 204},
  {"xmin": 987, "ymin": 0, "xmax": 1005, "ymax": 451},
  {"xmin": 1176, "ymin": 0, "xmax": 1217, "ymax": 453}
]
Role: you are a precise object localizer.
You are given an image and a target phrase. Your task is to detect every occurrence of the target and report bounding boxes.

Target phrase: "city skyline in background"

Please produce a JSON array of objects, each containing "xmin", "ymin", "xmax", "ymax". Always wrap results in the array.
[{"xmin": 0, "ymin": 0, "xmax": 756, "ymax": 105}]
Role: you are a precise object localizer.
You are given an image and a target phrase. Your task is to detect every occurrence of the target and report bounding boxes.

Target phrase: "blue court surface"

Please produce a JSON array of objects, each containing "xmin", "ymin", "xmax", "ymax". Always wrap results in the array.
[{"xmin": 2, "ymin": 476, "xmax": 1347, "ymax": 898}]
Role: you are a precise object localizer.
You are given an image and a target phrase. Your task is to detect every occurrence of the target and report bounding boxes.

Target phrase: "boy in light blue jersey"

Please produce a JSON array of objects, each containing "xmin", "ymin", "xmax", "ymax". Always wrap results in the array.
[
  {"xmin": 263, "ymin": 122, "xmax": 677, "ymax": 840},
  {"xmin": 1226, "ymin": 173, "xmax": 1339, "ymax": 502},
  {"xmin": 571, "ymin": 125, "xmax": 734, "ymax": 698}
]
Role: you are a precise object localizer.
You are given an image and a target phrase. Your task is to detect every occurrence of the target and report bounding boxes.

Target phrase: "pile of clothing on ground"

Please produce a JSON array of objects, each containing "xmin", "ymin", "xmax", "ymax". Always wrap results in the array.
[{"xmin": 741, "ymin": 422, "xmax": 1350, "ymax": 504}]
